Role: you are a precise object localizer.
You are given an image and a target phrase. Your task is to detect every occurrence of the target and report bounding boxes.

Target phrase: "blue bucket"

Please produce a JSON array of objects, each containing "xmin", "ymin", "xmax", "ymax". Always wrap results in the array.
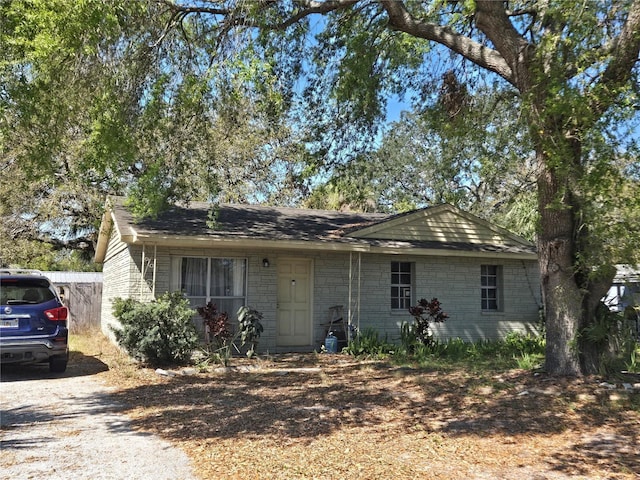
[{"xmin": 324, "ymin": 334, "xmax": 338, "ymax": 353}]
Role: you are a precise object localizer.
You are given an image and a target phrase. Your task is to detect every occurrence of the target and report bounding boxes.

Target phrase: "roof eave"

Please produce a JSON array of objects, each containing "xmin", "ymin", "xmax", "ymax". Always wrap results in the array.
[
  {"xmin": 118, "ymin": 233, "xmax": 537, "ymax": 260},
  {"xmin": 125, "ymin": 234, "xmax": 372, "ymax": 253},
  {"xmin": 368, "ymin": 245, "xmax": 537, "ymax": 260},
  {"xmin": 94, "ymin": 209, "xmax": 114, "ymax": 264}
]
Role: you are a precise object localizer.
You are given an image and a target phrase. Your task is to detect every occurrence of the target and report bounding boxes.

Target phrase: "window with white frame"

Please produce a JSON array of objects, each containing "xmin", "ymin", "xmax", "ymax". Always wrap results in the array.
[
  {"xmin": 481, "ymin": 264, "xmax": 501, "ymax": 311},
  {"xmin": 391, "ymin": 261, "xmax": 413, "ymax": 310},
  {"xmin": 173, "ymin": 257, "xmax": 247, "ymax": 317}
]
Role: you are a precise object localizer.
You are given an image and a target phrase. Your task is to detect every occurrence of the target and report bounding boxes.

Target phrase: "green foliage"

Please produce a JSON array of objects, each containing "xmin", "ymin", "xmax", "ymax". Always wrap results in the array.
[
  {"xmin": 3, "ymin": 0, "xmax": 640, "ymax": 378},
  {"xmin": 1, "ymin": 0, "xmax": 308, "ymax": 262},
  {"xmin": 343, "ymin": 328, "xmax": 395, "ymax": 358},
  {"xmin": 626, "ymin": 344, "xmax": 640, "ymax": 373},
  {"xmin": 111, "ymin": 292, "xmax": 199, "ymax": 367},
  {"xmin": 236, "ymin": 306, "xmax": 264, "ymax": 359},
  {"xmin": 395, "ymin": 331, "xmax": 546, "ymax": 371},
  {"xmin": 196, "ymin": 305, "xmax": 264, "ymax": 366},
  {"xmin": 500, "ymin": 332, "xmax": 547, "ymax": 357},
  {"xmin": 581, "ymin": 304, "xmax": 638, "ymax": 375}
]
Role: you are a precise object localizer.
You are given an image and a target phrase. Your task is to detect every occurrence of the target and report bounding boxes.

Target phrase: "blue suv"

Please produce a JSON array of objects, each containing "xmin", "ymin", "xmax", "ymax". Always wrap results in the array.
[{"xmin": 0, "ymin": 270, "xmax": 69, "ymax": 373}]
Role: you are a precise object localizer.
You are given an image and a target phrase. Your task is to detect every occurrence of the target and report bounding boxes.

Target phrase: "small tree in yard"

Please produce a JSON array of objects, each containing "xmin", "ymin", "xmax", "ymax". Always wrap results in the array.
[
  {"xmin": 237, "ymin": 306, "xmax": 264, "ymax": 359},
  {"xmin": 196, "ymin": 304, "xmax": 265, "ymax": 366},
  {"xmin": 197, "ymin": 301, "xmax": 236, "ymax": 366},
  {"xmin": 112, "ymin": 292, "xmax": 199, "ymax": 367},
  {"xmin": 407, "ymin": 298, "xmax": 449, "ymax": 349},
  {"xmin": 197, "ymin": 302, "xmax": 233, "ymax": 350}
]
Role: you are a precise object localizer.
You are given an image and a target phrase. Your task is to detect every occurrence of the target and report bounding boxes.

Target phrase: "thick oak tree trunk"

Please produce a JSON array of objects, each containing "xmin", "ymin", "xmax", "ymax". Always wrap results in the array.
[
  {"xmin": 537, "ymin": 157, "xmax": 583, "ymax": 375},
  {"xmin": 536, "ymin": 149, "xmax": 616, "ymax": 376}
]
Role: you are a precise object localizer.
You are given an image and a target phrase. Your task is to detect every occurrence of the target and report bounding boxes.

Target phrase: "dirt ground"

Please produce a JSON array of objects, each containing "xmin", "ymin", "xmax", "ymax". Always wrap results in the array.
[
  {"xmin": 87, "ymin": 335, "xmax": 640, "ymax": 480},
  {"xmin": 0, "ymin": 350, "xmax": 197, "ymax": 480}
]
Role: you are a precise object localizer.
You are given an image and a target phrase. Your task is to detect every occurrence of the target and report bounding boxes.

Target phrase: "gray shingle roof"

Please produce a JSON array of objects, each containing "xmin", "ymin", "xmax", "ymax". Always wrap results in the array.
[
  {"xmin": 107, "ymin": 197, "xmax": 536, "ymax": 257},
  {"xmin": 112, "ymin": 197, "xmax": 389, "ymax": 242}
]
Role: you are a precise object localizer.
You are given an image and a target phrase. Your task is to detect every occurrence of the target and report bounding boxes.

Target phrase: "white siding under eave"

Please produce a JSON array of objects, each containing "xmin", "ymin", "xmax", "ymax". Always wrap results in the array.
[
  {"xmin": 357, "ymin": 210, "xmax": 514, "ymax": 245},
  {"xmin": 100, "ymin": 230, "xmax": 134, "ymax": 339}
]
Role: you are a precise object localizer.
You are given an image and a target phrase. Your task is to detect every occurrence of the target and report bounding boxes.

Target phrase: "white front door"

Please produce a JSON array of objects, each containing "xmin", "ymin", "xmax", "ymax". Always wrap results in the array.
[{"xmin": 276, "ymin": 258, "xmax": 312, "ymax": 346}]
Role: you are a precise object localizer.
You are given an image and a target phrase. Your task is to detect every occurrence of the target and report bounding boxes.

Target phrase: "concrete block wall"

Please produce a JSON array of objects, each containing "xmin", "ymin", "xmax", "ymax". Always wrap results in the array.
[
  {"xmin": 354, "ymin": 254, "xmax": 541, "ymax": 343},
  {"xmin": 100, "ymin": 241, "xmax": 541, "ymax": 352}
]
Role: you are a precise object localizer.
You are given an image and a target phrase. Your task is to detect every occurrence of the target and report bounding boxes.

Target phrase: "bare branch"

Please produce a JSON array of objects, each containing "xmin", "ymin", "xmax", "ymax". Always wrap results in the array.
[
  {"xmin": 380, "ymin": 0, "xmax": 515, "ymax": 85},
  {"xmin": 593, "ymin": 0, "xmax": 640, "ymax": 114},
  {"xmin": 474, "ymin": 0, "xmax": 533, "ymax": 91},
  {"xmin": 160, "ymin": 0, "xmax": 359, "ymax": 32}
]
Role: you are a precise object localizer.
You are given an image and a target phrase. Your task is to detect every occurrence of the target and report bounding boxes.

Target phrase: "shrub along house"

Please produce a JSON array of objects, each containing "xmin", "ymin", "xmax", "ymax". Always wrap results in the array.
[{"xmin": 95, "ymin": 196, "xmax": 541, "ymax": 352}]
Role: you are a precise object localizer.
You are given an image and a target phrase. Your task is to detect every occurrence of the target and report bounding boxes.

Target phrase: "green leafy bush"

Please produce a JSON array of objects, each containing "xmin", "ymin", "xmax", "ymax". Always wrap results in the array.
[
  {"xmin": 499, "ymin": 332, "xmax": 546, "ymax": 357},
  {"xmin": 237, "ymin": 306, "xmax": 264, "ymax": 358},
  {"xmin": 343, "ymin": 327, "xmax": 394, "ymax": 357},
  {"xmin": 196, "ymin": 305, "xmax": 265, "ymax": 366},
  {"xmin": 395, "ymin": 330, "xmax": 546, "ymax": 369},
  {"xmin": 112, "ymin": 292, "xmax": 199, "ymax": 366}
]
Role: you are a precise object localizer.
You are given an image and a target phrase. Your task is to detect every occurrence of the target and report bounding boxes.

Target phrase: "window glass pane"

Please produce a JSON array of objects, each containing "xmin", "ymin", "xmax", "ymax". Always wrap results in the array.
[
  {"xmin": 481, "ymin": 264, "xmax": 499, "ymax": 311},
  {"xmin": 182, "ymin": 258, "xmax": 207, "ymax": 296},
  {"xmin": 210, "ymin": 259, "xmax": 246, "ymax": 297},
  {"xmin": 391, "ymin": 262, "xmax": 412, "ymax": 310},
  {"xmin": 215, "ymin": 298, "xmax": 245, "ymax": 321}
]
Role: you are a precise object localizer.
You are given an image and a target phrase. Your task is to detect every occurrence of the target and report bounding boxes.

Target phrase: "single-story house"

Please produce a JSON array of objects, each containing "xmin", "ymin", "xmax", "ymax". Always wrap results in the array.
[{"xmin": 95, "ymin": 196, "xmax": 542, "ymax": 352}]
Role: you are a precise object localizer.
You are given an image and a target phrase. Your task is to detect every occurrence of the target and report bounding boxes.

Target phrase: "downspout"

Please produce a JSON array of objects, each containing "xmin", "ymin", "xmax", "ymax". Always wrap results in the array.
[
  {"xmin": 140, "ymin": 243, "xmax": 146, "ymax": 301},
  {"xmin": 348, "ymin": 252, "xmax": 353, "ymax": 341},
  {"xmin": 152, "ymin": 243, "xmax": 157, "ymax": 298},
  {"xmin": 357, "ymin": 251, "xmax": 361, "ymax": 334}
]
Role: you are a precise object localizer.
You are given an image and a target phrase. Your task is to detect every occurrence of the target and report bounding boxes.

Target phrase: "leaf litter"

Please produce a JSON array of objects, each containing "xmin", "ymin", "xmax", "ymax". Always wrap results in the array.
[{"xmin": 87, "ymin": 337, "xmax": 640, "ymax": 479}]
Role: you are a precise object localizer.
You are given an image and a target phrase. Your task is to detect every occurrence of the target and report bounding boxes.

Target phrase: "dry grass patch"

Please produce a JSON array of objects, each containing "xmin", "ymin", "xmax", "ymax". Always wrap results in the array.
[{"xmin": 73, "ymin": 332, "xmax": 640, "ymax": 479}]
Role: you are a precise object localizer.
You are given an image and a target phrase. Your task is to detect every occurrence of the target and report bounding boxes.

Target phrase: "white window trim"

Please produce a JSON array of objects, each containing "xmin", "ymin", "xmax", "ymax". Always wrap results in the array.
[
  {"xmin": 391, "ymin": 261, "xmax": 413, "ymax": 311},
  {"xmin": 171, "ymin": 255, "xmax": 248, "ymax": 306},
  {"xmin": 481, "ymin": 264, "xmax": 502, "ymax": 312}
]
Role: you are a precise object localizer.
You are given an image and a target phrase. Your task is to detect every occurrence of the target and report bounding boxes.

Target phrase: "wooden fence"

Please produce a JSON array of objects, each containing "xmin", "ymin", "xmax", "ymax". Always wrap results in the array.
[{"xmin": 44, "ymin": 272, "xmax": 103, "ymax": 333}]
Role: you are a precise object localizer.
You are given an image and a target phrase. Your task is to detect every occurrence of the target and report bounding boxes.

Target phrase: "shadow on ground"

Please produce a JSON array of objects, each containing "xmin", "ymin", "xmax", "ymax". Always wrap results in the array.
[
  {"xmin": 0, "ymin": 351, "xmax": 109, "ymax": 382},
  {"xmin": 103, "ymin": 356, "xmax": 640, "ymax": 477}
]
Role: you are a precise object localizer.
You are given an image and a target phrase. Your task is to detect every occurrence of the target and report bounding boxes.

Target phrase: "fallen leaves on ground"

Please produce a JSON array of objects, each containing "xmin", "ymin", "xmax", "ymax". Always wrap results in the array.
[{"xmin": 80, "ymin": 334, "xmax": 640, "ymax": 480}]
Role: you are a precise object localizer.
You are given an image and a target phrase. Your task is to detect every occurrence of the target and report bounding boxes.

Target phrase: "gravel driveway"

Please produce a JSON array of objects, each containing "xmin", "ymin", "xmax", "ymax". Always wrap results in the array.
[{"xmin": 0, "ymin": 360, "xmax": 197, "ymax": 480}]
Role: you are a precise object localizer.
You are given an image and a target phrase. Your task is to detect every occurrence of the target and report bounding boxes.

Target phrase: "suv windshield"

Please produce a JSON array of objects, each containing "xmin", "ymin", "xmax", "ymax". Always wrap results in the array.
[{"xmin": 1, "ymin": 278, "xmax": 56, "ymax": 305}]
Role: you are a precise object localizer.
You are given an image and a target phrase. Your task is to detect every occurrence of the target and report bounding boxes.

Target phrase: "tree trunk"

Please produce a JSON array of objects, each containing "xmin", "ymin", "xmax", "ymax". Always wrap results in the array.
[
  {"xmin": 536, "ymin": 155, "xmax": 584, "ymax": 375},
  {"xmin": 536, "ymin": 146, "xmax": 617, "ymax": 376}
]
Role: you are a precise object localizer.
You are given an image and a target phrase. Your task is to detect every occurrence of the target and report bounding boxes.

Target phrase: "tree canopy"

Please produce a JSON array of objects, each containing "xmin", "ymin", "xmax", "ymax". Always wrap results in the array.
[{"xmin": 0, "ymin": 0, "xmax": 310, "ymax": 267}]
